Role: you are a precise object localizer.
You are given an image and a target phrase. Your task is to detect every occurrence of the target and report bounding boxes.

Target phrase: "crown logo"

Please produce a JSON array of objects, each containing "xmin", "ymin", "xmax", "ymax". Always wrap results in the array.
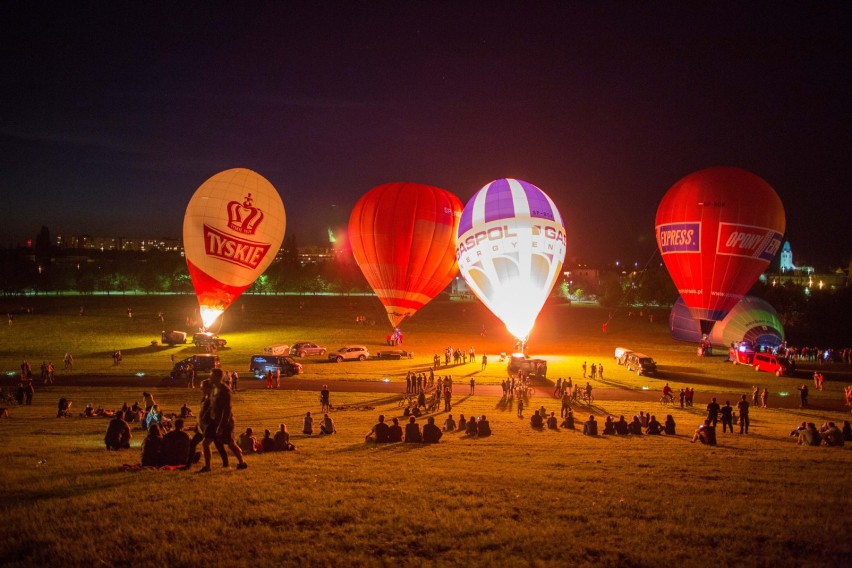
[{"xmin": 226, "ymin": 193, "xmax": 264, "ymax": 235}]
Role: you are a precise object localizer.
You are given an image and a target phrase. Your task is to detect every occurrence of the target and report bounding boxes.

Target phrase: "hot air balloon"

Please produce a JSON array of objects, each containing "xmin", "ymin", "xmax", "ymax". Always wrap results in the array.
[
  {"xmin": 670, "ymin": 295, "xmax": 784, "ymax": 349},
  {"xmin": 183, "ymin": 168, "xmax": 286, "ymax": 329},
  {"xmin": 655, "ymin": 167, "xmax": 785, "ymax": 336},
  {"xmin": 456, "ymin": 178, "xmax": 567, "ymax": 342},
  {"xmin": 348, "ymin": 182, "xmax": 463, "ymax": 328}
]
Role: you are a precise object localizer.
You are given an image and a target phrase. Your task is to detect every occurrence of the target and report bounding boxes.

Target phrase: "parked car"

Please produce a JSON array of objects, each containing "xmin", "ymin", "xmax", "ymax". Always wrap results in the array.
[
  {"xmin": 328, "ymin": 345, "xmax": 369, "ymax": 362},
  {"xmin": 249, "ymin": 355, "xmax": 303, "ymax": 377},
  {"xmin": 507, "ymin": 354, "xmax": 548, "ymax": 378},
  {"xmin": 624, "ymin": 352, "xmax": 657, "ymax": 376},
  {"xmin": 170, "ymin": 354, "xmax": 219, "ymax": 380},
  {"xmin": 290, "ymin": 342, "xmax": 327, "ymax": 357},
  {"xmin": 193, "ymin": 332, "xmax": 227, "ymax": 348},
  {"xmin": 753, "ymin": 353, "xmax": 795, "ymax": 376}
]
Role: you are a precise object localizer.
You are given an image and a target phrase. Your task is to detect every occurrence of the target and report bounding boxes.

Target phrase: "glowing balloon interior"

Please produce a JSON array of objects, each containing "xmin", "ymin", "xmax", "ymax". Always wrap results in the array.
[
  {"xmin": 655, "ymin": 167, "xmax": 785, "ymax": 335},
  {"xmin": 456, "ymin": 178, "xmax": 566, "ymax": 341},
  {"xmin": 183, "ymin": 168, "xmax": 286, "ymax": 329},
  {"xmin": 348, "ymin": 182, "xmax": 463, "ymax": 328}
]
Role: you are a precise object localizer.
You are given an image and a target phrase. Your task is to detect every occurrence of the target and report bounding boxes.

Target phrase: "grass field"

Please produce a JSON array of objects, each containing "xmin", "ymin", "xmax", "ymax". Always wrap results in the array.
[{"xmin": 1, "ymin": 295, "xmax": 850, "ymax": 566}]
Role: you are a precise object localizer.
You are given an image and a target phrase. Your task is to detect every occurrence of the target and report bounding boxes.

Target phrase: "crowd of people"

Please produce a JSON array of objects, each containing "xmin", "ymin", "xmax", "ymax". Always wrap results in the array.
[
  {"xmin": 365, "ymin": 412, "xmax": 491, "ymax": 443},
  {"xmin": 790, "ymin": 420, "xmax": 851, "ymax": 447}
]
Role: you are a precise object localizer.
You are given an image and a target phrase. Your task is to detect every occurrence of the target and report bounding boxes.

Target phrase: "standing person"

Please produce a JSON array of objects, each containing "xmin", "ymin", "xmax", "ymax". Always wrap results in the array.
[
  {"xmin": 187, "ymin": 380, "xmax": 227, "ymax": 469},
  {"xmin": 798, "ymin": 384, "xmax": 809, "ymax": 408},
  {"xmin": 230, "ymin": 370, "xmax": 238, "ymax": 392},
  {"xmin": 481, "ymin": 354, "xmax": 487, "ymax": 371},
  {"xmin": 554, "ymin": 377, "xmax": 562, "ymax": 397},
  {"xmin": 737, "ymin": 394, "xmax": 750, "ymax": 434},
  {"xmin": 320, "ymin": 385, "xmax": 330, "ymax": 413},
  {"xmin": 706, "ymin": 397, "xmax": 720, "ymax": 428},
  {"xmin": 761, "ymin": 387, "xmax": 769, "ymax": 408},
  {"xmin": 752, "ymin": 386, "xmax": 759, "ymax": 407},
  {"xmin": 24, "ymin": 381, "xmax": 34, "ymax": 405},
  {"xmin": 469, "ymin": 377, "xmax": 475, "ymax": 395},
  {"xmin": 444, "ymin": 387, "xmax": 452, "ymax": 412},
  {"xmin": 64, "ymin": 353, "xmax": 73, "ymax": 370},
  {"xmin": 187, "ymin": 365, "xmax": 196, "ymax": 390},
  {"xmin": 200, "ymin": 368, "xmax": 247, "ymax": 472},
  {"xmin": 679, "ymin": 388, "xmax": 686, "ymax": 408},
  {"xmin": 720, "ymin": 401, "xmax": 734, "ymax": 434},
  {"xmin": 582, "ymin": 361, "xmax": 587, "ymax": 378}
]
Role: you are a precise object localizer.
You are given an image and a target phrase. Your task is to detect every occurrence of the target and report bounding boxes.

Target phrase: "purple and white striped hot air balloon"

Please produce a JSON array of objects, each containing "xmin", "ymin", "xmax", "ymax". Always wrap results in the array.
[{"xmin": 456, "ymin": 178, "xmax": 567, "ymax": 341}]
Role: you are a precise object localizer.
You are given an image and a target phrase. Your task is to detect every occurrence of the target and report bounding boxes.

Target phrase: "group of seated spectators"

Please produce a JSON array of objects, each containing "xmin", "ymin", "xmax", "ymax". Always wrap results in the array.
[
  {"xmin": 138, "ymin": 419, "xmax": 198, "ymax": 467},
  {"xmin": 237, "ymin": 424, "xmax": 297, "ymax": 453},
  {"xmin": 530, "ymin": 407, "xmax": 676, "ymax": 438},
  {"xmin": 302, "ymin": 412, "xmax": 336, "ymax": 435},
  {"xmin": 790, "ymin": 420, "xmax": 850, "ymax": 447},
  {"xmin": 365, "ymin": 413, "xmax": 492, "ymax": 443}
]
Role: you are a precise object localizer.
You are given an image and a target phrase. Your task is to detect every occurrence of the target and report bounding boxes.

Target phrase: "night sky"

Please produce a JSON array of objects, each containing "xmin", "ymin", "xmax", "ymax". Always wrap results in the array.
[{"xmin": 2, "ymin": 2, "xmax": 850, "ymax": 267}]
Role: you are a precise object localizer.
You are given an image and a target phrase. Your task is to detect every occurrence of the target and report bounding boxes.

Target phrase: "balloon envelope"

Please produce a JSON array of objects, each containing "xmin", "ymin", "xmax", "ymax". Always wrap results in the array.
[
  {"xmin": 348, "ymin": 182, "xmax": 463, "ymax": 327},
  {"xmin": 456, "ymin": 178, "xmax": 566, "ymax": 340},
  {"xmin": 670, "ymin": 295, "xmax": 784, "ymax": 348},
  {"xmin": 655, "ymin": 167, "xmax": 785, "ymax": 332},
  {"xmin": 183, "ymin": 168, "xmax": 286, "ymax": 328}
]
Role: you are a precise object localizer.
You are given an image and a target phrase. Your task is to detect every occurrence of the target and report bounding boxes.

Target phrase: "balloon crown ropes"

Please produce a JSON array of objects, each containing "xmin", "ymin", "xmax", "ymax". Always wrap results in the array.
[
  {"xmin": 655, "ymin": 167, "xmax": 785, "ymax": 336},
  {"xmin": 184, "ymin": 169, "xmax": 286, "ymax": 329},
  {"xmin": 456, "ymin": 178, "xmax": 566, "ymax": 343}
]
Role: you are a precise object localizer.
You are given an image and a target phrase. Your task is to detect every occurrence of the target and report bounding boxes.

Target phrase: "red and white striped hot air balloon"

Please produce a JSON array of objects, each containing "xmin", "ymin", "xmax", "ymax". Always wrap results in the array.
[{"xmin": 183, "ymin": 168, "xmax": 286, "ymax": 329}]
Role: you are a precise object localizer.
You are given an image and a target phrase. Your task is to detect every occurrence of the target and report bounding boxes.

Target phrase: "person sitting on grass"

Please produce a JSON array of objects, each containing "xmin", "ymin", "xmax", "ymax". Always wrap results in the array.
[
  {"xmin": 411, "ymin": 405, "xmax": 423, "ymax": 418},
  {"xmin": 628, "ymin": 416, "xmax": 643, "ymax": 435},
  {"xmin": 646, "ymin": 415, "xmax": 664, "ymax": 435},
  {"xmin": 602, "ymin": 416, "xmax": 616, "ymax": 435},
  {"xmin": 180, "ymin": 402, "xmax": 194, "ymax": 418},
  {"xmin": 422, "ymin": 417, "xmax": 443, "ymax": 443},
  {"xmin": 692, "ymin": 419, "xmax": 717, "ymax": 446},
  {"xmin": 274, "ymin": 424, "xmax": 295, "ymax": 451},
  {"xmin": 387, "ymin": 417, "xmax": 403, "ymax": 443},
  {"xmin": 57, "ymin": 397, "xmax": 72, "ymax": 418},
  {"xmin": 465, "ymin": 415, "xmax": 479, "ymax": 437},
  {"xmin": 561, "ymin": 409, "xmax": 575, "ymax": 429},
  {"xmin": 530, "ymin": 410, "xmax": 544, "ymax": 429},
  {"xmin": 477, "ymin": 415, "xmax": 492, "ymax": 437},
  {"xmin": 664, "ymin": 415, "xmax": 676, "ymax": 435},
  {"xmin": 583, "ymin": 415, "xmax": 598, "ymax": 436},
  {"xmin": 366, "ymin": 415, "xmax": 390, "ymax": 443},
  {"xmin": 303, "ymin": 412, "xmax": 314, "ymax": 435},
  {"xmin": 83, "ymin": 403, "xmax": 95, "ymax": 418},
  {"xmin": 141, "ymin": 424, "xmax": 164, "ymax": 467},
  {"xmin": 238, "ymin": 427, "xmax": 261, "ymax": 453},
  {"xmin": 104, "ymin": 412, "xmax": 132, "ymax": 450},
  {"xmin": 261, "ymin": 429, "xmax": 276, "ymax": 452},
  {"xmin": 821, "ymin": 422, "xmax": 844, "ymax": 447},
  {"xmin": 320, "ymin": 413, "xmax": 336, "ymax": 435},
  {"xmin": 443, "ymin": 414, "xmax": 456, "ymax": 432},
  {"xmin": 547, "ymin": 412, "xmax": 558, "ymax": 430},
  {"xmin": 160, "ymin": 419, "xmax": 191, "ymax": 466},
  {"xmin": 405, "ymin": 416, "xmax": 422, "ymax": 443},
  {"xmin": 797, "ymin": 423, "xmax": 821, "ymax": 446},
  {"xmin": 457, "ymin": 414, "xmax": 467, "ymax": 432},
  {"xmin": 615, "ymin": 415, "xmax": 629, "ymax": 436},
  {"xmin": 790, "ymin": 421, "xmax": 807, "ymax": 437}
]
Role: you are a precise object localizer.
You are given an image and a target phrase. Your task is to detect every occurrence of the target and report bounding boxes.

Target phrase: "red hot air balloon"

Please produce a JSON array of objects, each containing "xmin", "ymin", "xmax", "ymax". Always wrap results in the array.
[
  {"xmin": 184, "ymin": 168, "xmax": 286, "ymax": 329},
  {"xmin": 348, "ymin": 183, "xmax": 463, "ymax": 328},
  {"xmin": 655, "ymin": 167, "xmax": 785, "ymax": 335}
]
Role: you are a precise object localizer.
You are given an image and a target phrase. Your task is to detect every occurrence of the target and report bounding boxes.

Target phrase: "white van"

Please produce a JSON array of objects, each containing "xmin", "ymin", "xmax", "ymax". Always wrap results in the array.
[{"xmin": 263, "ymin": 344, "xmax": 290, "ymax": 356}]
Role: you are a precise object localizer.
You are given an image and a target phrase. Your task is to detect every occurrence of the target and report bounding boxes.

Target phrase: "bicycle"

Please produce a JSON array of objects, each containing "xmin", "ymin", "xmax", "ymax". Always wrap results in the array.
[{"xmin": 659, "ymin": 394, "xmax": 675, "ymax": 405}]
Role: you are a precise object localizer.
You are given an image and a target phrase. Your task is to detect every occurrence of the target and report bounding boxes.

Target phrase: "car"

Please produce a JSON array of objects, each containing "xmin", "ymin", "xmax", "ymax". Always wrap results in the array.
[
  {"xmin": 161, "ymin": 330, "xmax": 187, "ymax": 346},
  {"xmin": 328, "ymin": 345, "xmax": 370, "ymax": 362},
  {"xmin": 753, "ymin": 353, "xmax": 795, "ymax": 376},
  {"xmin": 624, "ymin": 352, "xmax": 657, "ymax": 376},
  {"xmin": 193, "ymin": 332, "xmax": 227, "ymax": 348},
  {"xmin": 290, "ymin": 342, "xmax": 327, "ymax": 357},
  {"xmin": 507, "ymin": 354, "xmax": 548, "ymax": 378},
  {"xmin": 170, "ymin": 354, "xmax": 219, "ymax": 380},
  {"xmin": 249, "ymin": 355, "xmax": 303, "ymax": 377},
  {"xmin": 263, "ymin": 344, "xmax": 290, "ymax": 356}
]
